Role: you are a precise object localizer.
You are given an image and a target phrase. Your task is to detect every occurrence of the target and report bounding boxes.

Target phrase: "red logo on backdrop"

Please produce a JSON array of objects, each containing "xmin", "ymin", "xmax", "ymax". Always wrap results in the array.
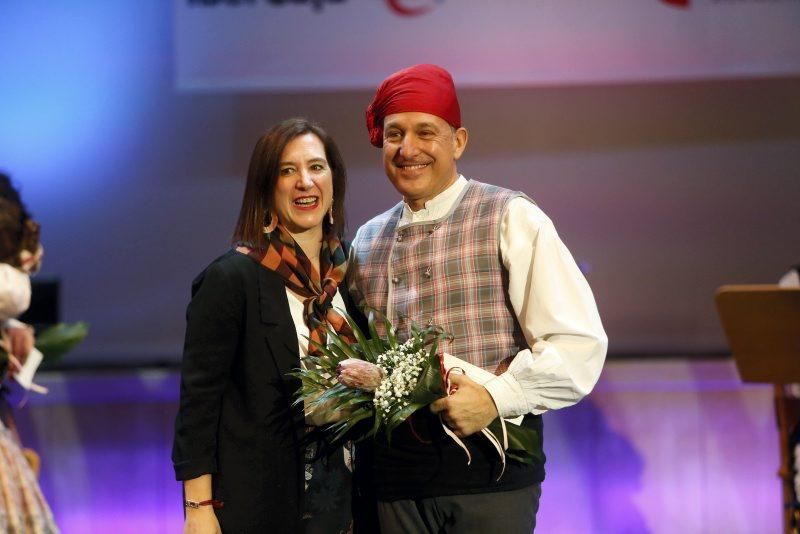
[
  {"xmin": 386, "ymin": 0, "xmax": 442, "ymax": 17},
  {"xmin": 661, "ymin": 0, "xmax": 690, "ymax": 7}
]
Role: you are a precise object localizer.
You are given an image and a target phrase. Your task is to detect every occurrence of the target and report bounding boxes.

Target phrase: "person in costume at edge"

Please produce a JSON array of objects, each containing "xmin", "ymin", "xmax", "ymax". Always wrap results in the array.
[
  {"xmin": 172, "ymin": 118, "xmax": 355, "ymax": 533},
  {"xmin": 0, "ymin": 173, "xmax": 58, "ymax": 533},
  {"xmin": 0, "ymin": 173, "xmax": 43, "ymax": 376},
  {"xmin": 346, "ymin": 65, "xmax": 608, "ymax": 533}
]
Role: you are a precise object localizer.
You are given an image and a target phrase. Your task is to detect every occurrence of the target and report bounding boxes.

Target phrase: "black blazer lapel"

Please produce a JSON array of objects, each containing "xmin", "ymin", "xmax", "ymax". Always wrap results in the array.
[{"xmin": 257, "ymin": 267, "xmax": 301, "ymax": 379}]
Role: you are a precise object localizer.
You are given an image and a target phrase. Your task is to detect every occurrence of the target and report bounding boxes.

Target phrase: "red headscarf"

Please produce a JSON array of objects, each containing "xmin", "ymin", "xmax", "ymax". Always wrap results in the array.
[{"xmin": 365, "ymin": 64, "xmax": 461, "ymax": 148}]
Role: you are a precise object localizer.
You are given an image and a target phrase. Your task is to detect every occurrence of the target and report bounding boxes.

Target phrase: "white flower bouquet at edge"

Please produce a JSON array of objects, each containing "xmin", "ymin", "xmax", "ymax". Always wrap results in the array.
[{"xmin": 292, "ymin": 310, "xmax": 542, "ymax": 479}]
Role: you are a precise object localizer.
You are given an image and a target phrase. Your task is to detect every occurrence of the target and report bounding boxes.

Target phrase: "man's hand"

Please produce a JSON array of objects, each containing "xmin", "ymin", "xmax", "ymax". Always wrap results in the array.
[{"xmin": 430, "ymin": 373, "xmax": 499, "ymax": 437}]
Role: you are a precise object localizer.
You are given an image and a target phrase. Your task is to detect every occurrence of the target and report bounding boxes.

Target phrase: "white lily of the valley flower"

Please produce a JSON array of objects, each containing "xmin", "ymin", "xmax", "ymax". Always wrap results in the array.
[{"xmin": 372, "ymin": 343, "xmax": 427, "ymax": 417}]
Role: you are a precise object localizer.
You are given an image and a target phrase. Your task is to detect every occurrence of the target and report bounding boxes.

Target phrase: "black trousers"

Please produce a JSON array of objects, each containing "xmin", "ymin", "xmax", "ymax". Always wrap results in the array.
[{"xmin": 376, "ymin": 484, "xmax": 542, "ymax": 534}]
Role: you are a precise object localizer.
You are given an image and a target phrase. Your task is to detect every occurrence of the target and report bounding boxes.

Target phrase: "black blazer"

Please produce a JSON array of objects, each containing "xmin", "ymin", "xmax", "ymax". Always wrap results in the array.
[{"xmin": 172, "ymin": 250, "xmax": 309, "ymax": 532}]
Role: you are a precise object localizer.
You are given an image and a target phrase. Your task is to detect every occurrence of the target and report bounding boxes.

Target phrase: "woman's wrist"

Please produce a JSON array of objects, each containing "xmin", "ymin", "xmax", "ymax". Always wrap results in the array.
[
  {"xmin": 184, "ymin": 498, "xmax": 224, "ymax": 509},
  {"xmin": 183, "ymin": 474, "xmax": 214, "ymax": 506}
]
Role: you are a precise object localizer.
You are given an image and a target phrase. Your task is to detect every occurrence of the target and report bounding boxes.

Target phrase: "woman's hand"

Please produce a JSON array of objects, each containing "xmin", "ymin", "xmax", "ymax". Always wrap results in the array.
[
  {"xmin": 183, "ymin": 507, "xmax": 221, "ymax": 534},
  {"xmin": 305, "ymin": 394, "xmax": 352, "ymax": 426}
]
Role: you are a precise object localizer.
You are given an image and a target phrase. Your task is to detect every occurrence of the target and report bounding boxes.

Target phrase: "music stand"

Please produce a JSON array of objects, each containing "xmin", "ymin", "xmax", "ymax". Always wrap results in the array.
[{"xmin": 715, "ymin": 285, "xmax": 800, "ymax": 533}]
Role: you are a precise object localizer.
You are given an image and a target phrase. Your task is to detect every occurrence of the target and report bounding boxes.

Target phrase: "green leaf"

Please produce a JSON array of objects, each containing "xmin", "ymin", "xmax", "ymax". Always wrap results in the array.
[
  {"xmin": 409, "ymin": 350, "xmax": 444, "ymax": 404},
  {"xmin": 367, "ymin": 310, "xmax": 382, "ymax": 346},
  {"xmin": 386, "ymin": 403, "xmax": 425, "ymax": 434},
  {"xmin": 321, "ymin": 340, "xmax": 354, "ymax": 366},
  {"xmin": 370, "ymin": 405, "xmax": 383, "ymax": 439},
  {"xmin": 339, "ymin": 396, "xmax": 372, "ymax": 410},
  {"xmin": 306, "ymin": 338, "xmax": 342, "ymax": 365},
  {"xmin": 323, "ymin": 327, "xmax": 360, "ymax": 361},
  {"xmin": 363, "ymin": 307, "xmax": 396, "ymax": 350},
  {"xmin": 35, "ymin": 322, "xmax": 89, "ymax": 362},
  {"xmin": 339, "ymin": 306, "xmax": 369, "ymax": 342},
  {"xmin": 302, "ymin": 355, "xmax": 336, "ymax": 376},
  {"xmin": 330, "ymin": 409, "xmax": 374, "ymax": 442},
  {"xmin": 323, "ymin": 405, "xmax": 372, "ymax": 435},
  {"xmin": 335, "ymin": 307, "xmax": 376, "ymax": 362},
  {"xmin": 410, "ymin": 322, "xmax": 420, "ymax": 339},
  {"xmin": 314, "ymin": 383, "xmax": 352, "ymax": 402},
  {"xmin": 427, "ymin": 329, "xmax": 447, "ymax": 352},
  {"xmin": 386, "ymin": 320, "xmax": 398, "ymax": 348},
  {"xmin": 485, "ymin": 420, "xmax": 544, "ymax": 466},
  {"xmin": 290, "ymin": 370, "xmax": 332, "ymax": 389}
]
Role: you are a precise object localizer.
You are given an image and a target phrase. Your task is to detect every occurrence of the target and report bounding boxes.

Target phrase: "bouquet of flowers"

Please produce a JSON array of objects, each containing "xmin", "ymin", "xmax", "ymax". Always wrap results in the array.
[
  {"xmin": 294, "ymin": 310, "xmax": 445, "ymax": 443},
  {"xmin": 293, "ymin": 310, "xmax": 542, "ymax": 475}
]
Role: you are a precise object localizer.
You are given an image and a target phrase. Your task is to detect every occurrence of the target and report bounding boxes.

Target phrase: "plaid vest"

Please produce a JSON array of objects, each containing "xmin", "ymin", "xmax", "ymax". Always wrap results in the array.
[{"xmin": 349, "ymin": 180, "xmax": 529, "ymax": 374}]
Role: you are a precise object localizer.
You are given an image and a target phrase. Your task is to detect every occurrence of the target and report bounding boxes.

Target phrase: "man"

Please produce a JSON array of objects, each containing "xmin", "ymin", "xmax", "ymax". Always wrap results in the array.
[{"xmin": 347, "ymin": 64, "xmax": 607, "ymax": 533}]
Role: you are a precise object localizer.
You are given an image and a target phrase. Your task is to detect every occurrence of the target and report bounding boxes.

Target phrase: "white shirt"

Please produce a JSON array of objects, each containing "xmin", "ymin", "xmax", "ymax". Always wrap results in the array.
[{"xmin": 383, "ymin": 176, "xmax": 607, "ymax": 417}]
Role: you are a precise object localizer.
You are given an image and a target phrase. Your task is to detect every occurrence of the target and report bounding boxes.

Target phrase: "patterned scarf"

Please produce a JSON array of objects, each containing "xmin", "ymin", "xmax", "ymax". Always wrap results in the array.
[{"xmin": 247, "ymin": 226, "xmax": 355, "ymax": 355}]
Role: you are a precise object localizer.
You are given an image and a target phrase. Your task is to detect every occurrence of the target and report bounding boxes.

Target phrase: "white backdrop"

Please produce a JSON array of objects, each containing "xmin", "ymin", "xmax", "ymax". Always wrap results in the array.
[{"xmin": 175, "ymin": 0, "xmax": 800, "ymax": 90}]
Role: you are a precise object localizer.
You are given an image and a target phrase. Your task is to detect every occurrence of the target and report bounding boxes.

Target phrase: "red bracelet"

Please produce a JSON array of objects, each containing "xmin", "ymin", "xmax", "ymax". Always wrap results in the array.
[{"xmin": 184, "ymin": 498, "xmax": 224, "ymax": 509}]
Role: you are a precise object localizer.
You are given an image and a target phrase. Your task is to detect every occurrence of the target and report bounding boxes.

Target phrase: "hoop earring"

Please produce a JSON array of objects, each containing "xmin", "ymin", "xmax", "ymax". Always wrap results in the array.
[{"xmin": 263, "ymin": 210, "xmax": 278, "ymax": 233}]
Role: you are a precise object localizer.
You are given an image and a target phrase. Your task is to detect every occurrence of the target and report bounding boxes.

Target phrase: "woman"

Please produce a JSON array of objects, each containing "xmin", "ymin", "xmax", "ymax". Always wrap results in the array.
[
  {"xmin": 172, "ymin": 118, "xmax": 354, "ymax": 533},
  {"xmin": 0, "ymin": 173, "xmax": 58, "ymax": 534}
]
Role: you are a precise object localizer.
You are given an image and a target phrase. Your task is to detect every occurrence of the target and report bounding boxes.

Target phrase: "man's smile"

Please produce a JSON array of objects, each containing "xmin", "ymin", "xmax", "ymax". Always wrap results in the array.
[{"xmin": 395, "ymin": 161, "xmax": 431, "ymax": 171}]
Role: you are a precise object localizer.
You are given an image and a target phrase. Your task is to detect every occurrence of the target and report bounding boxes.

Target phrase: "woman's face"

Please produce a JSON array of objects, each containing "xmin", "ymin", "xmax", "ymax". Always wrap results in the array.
[{"xmin": 272, "ymin": 133, "xmax": 334, "ymax": 236}]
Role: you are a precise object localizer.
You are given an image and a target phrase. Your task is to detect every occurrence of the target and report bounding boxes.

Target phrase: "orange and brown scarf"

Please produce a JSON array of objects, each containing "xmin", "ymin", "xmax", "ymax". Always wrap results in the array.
[{"xmin": 247, "ymin": 226, "xmax": 354, "ymax": 354}]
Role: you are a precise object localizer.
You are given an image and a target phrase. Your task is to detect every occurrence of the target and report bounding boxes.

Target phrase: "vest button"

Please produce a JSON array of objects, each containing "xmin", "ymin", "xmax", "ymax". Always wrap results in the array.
[
  {"xmin": 423, "ymin": 267, "xmax": 432, "ymax": 278},
  {"xmin": 396, "ymin": 234, "xmax": 403, "ymax": 242},
  {"xmin": 391, "ymin": 276, "xmax": 401, "ymax": 284}
]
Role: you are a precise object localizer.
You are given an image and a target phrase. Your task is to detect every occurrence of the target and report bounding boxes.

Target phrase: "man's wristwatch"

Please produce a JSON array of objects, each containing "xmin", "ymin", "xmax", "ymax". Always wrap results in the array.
[{"xmin": 184, "ymin": 498, "xmax": 224, "ymax": 509}]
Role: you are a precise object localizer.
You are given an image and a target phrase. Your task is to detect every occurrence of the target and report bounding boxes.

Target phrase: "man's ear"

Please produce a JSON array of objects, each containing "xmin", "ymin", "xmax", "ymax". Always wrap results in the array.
[{"xmin": 453, "ymin": 127, "xmax": 468, "ymax": 160}]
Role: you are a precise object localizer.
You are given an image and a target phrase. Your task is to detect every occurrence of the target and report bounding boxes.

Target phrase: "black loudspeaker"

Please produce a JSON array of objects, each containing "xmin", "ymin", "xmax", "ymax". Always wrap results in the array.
[{"xmin": 17, "ymin": 278, "xmax": 60, "ymax": 327}]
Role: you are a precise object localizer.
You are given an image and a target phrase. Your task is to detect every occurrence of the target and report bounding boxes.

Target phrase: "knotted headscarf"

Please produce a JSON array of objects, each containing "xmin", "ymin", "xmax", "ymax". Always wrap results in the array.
[
  {"xmin": 247, "ymin": 226, "xmax": 355, "ymax": 354},
  {"xmin": 365, "ymin": 64, "xmax": 461, "ymax": 148}
]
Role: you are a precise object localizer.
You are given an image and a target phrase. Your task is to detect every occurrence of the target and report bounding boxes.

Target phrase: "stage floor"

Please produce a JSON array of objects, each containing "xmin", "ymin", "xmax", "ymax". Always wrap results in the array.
[{"xmin": 15, "ymin": 358, "xmax": 780, "ymax": 533}]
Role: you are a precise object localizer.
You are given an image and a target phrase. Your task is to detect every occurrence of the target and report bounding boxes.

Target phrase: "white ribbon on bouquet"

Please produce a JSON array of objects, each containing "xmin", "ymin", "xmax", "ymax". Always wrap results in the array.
[{"xmin": 438, "ymin": 353, "xmax": 523, "ymax": 481}]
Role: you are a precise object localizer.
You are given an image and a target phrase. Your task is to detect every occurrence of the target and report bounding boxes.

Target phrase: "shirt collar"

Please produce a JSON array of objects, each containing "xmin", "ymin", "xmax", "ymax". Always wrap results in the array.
[{"xmin": 400, "ymin": 175, "xmax": 468, "ymax": 225}]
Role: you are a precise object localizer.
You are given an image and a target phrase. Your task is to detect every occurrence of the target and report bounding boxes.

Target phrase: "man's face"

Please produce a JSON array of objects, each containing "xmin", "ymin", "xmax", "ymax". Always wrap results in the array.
[{"xmin": 382, "ymin": 111, "xmax": 467, "ymax": 211}]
